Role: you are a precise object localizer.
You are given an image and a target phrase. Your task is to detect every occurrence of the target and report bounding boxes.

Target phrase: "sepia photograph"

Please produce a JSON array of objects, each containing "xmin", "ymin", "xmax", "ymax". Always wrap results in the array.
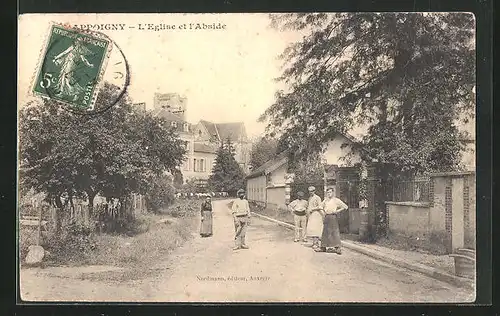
[{"xmin": 17, "ymin": 12, "xmax": 476, "ymax": 303}]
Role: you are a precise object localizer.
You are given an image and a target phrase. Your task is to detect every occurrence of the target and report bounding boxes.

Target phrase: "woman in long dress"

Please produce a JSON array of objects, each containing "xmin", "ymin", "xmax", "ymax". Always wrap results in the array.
[
  {"xmin": 200, "ymin": 196, "xmax": 213, "ymax": 237},
  {"xmin": 315, "ymin": 187, "xmax": 348, "ymax": 254}
]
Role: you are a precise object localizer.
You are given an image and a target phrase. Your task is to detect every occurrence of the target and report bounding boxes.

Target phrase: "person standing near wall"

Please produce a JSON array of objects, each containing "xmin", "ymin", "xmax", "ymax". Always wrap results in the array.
[
  {"xmin": 231, "ymin": 189, "xmax": 251, "ymax": 250},
  {"xmin": 306, "ymin": 186, "xmax": 324, "ymax": 250},
  {"xmin": 288, "ymin": 191, "xmax": 308, "ymax": 242},
  {"xmin": 316, "ymin": 187, "xmax": 348, "ymax": 254}
]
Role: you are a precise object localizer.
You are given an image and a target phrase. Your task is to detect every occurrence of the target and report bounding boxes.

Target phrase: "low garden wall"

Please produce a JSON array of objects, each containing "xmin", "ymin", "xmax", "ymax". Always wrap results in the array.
[
  {"xmin": 386, "ymin": 171, "xmax": 476, "ymax": 253},
  {"xmin": 387, "ymin": 201, "xmax": 432, "ymax": 234}
]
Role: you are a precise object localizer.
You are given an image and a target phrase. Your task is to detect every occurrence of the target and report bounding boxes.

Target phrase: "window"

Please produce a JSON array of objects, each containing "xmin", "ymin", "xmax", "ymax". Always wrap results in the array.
[
  {"xmin": 184, "ymin": 123, "xmax": 189, "ymax": 132},
  {"xmin": 193, "ymin": 158, "xmax": 206, "ymax": 172},
  {"xmin": 207, "ymin": 159, "xmax": 212, "ymax": 173},
  {"xmin": 183, "ymin": 158, "xmax": 190, "ymax": 171},
  {"xmin": 171, "ymin": 121, "xmax": 177, "ymax": 128}
]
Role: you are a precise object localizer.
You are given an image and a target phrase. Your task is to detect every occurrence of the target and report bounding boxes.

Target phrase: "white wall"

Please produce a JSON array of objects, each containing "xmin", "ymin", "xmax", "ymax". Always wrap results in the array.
[
  {"xmin": 387, "ymin": 202, "xmax": 431, "ymax": 234},
  {"xmin": 322, "ymin": 134, "xmax": 361, "ymax": 166},
  {"xmin": 247, "ymin": 175, "xmax": 266, "ymax": 203},
  {"xmin": 266, "ymin": 187, "xmax": 286, "ymax": 210},
  {"xmin": 269, "ymin": 163, "xmax": 287, "ymax": 186}
]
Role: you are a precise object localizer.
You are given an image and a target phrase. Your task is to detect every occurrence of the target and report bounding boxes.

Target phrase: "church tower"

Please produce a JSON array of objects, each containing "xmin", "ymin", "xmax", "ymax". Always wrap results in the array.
[{"xmin": 153, "ymin": 93, "xmax": 187, "ymax": 121}]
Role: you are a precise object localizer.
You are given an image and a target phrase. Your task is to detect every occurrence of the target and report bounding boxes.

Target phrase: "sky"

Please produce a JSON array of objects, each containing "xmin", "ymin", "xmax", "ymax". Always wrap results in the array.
[
  {"xmin": 18, "ymin": 13, "xmax": 475, "ymax": 140},
  {"xmin": 18, "ymin": 13, "xmax": 304, "ymax": 138}
]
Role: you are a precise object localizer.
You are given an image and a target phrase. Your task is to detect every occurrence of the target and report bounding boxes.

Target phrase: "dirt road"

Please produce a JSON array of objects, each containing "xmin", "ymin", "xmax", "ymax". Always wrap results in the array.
[{"xmin": 20, "ymin": 200, "xmax": 474, "ymax": 303}]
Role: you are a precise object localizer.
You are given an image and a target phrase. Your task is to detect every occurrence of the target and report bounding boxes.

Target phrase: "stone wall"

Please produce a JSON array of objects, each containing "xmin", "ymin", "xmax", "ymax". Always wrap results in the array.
[
  {"xmin": 387, "ymin": 171, "xmax": 476, "ymax": 253},
  {"xmin": 386, "ymin": 202, "xmax": 431, "ymax": 234},
  {"xmin": 266, "ymin": 186, "xmax": 287, "ymax": 211}
]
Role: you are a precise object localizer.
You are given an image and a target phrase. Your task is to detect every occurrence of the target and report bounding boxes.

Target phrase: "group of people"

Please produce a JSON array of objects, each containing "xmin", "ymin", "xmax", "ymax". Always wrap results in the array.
[
  {"xmin": 197, "ymin": 186, "xmax": 348, "ymax": 254},
  {"xmin": 288, "ymin": 186, "xmax": 348, "ymax": 254}
]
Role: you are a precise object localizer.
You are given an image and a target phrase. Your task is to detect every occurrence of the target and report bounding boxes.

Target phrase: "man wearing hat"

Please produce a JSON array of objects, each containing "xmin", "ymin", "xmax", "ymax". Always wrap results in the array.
[
  {"xmin": 306, "ymin": 186, "xmax": 324, "ymax": 250},
  {"xmin": 231, "ymin": 189, "xmax": 251, "ymax": 250},
  {"xmin": 288, "ymin": 191, "xmax": 308, "ymax": 242}
]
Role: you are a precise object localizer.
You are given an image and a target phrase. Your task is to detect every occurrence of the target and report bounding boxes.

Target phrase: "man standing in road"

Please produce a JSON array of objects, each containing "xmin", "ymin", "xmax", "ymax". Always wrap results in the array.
[
  {"xmin": 231, "ymin": 189, "xmax": 251, "ymax": 250},
  {"xmin": 288, "ymin": 191, "xmax": 308, "ymax": 242}
]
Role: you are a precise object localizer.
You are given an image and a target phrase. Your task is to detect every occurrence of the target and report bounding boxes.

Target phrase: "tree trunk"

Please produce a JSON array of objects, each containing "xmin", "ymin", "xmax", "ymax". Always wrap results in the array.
[
  {"xmin": 87, "ymin": 191, "xmax": 96, "ymax": 223},
  {"xmin": 401, "ymin": 98, "xmax": 414, "ymax": 138},
  {"xmin": 69, "ymin": 193, "xmax": 75, "ymax": 220},
  {"xmin": 86, "ymin": 192, "xmax": 97, "ymax": 234},
  {"xmin": 53, "ymin": 193, "xmax": 63, "ymax": 237}
]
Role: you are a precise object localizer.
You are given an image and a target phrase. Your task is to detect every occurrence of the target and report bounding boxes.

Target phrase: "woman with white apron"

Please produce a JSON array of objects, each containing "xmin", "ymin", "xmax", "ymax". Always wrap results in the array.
[{"xmin": 305, "ymin": 186, "xmax": 324, "ymax": 250}]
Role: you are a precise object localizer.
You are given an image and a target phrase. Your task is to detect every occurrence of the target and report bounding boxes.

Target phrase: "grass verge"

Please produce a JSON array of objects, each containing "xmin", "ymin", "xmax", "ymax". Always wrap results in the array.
[
  {"xmin": 248, "ymin": 201, "xmax": 294, "ymax": 225},
  {"xmin": 23, "ymin": 199, "xmax": 201, "ymax": 282}
]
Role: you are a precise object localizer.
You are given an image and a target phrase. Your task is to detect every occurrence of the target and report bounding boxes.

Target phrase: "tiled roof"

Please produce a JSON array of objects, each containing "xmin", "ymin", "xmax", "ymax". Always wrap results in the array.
[
  {"xmin": 194, "ymin": 142, "xmax": 217, "ymax": 154},
  {"xmin": 199, "ymin": 120, "xmax": 219, "ymax": 141},
  {"xmin": 216, "ymin": 122, "xmax": 247, "ymax": 142},
  {"xmin": 199, "ymin": 120, "xmax": 247, "ymax": 143},
  {"xmin": 246, "ymin": 150, "xmax": 289, "ymax": 179}
]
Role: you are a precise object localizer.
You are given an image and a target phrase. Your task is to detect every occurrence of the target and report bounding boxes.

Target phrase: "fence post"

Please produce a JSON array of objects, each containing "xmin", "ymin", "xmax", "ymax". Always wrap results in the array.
[
  {"xmin": 37, "ymin": 205, "xmax": 42, "ymax": 246},
  {"xmin": 364, "ymin": 163, "xmax": 392, "ymax": 241}
]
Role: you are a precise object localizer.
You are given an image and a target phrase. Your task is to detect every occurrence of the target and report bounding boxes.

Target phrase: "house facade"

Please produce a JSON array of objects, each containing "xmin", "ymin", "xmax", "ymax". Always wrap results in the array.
[
  {"xmin": 246, "ymin": 152, "xmax": 289, "ymax": 209},
  {"xmin": 322, "ymin": 133, "xmax": 362, "ymax": 167},
  {"xmin": 151, "ymin": 93, "xmax": 252, "ymax": 186},
  {"xmin": 193, "ymin": 120, "xmax": 252, "ymax": 174},
  {"xmin": 246, "ymin": 132, "xmax": 362, "ymax": 210}
]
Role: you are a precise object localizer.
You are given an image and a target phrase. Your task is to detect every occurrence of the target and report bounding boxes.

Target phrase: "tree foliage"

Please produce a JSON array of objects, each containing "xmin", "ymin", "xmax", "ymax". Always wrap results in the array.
[
  {"xmin": 19, "ymin": 82, "xmax": 187, "ymax": 225},
  {"xmin": 145, "ymin": 174, "xmax": 176, "ymax": 213},
  {"xmin": 261, "ymin": 13, "xmax": 475, "ymax": 174},
  {"xmin": 172, "ymin": 169, "xmax": 184, "ymax": 189},
  {"xmin": 249, "ymin": 136, "xmax": 279, "ymax": 170},
  {"xmin": 208, "ymin": 142, "xmax": 246, "ymax": 195},
  {"xmin": 288, "ymin": 151, "xmax": 325, "ymax": 183},
  {"xmin": 178, "ymin": 178, "xmax": 199, "ymax": 194}
]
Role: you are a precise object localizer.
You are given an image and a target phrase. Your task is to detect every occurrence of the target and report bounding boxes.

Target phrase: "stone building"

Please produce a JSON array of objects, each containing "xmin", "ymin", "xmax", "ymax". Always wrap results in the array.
[
  {"xmin": 150, "ymin": 93, "xmax": 251, "ymax": 187},
  {"xmin": 193, "ymin": 120, "xmax": 252, "ymax": 174}
]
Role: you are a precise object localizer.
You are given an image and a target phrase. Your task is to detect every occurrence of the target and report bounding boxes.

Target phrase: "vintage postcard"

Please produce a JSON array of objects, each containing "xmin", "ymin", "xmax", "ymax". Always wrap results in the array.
[{"xmin": 18, "ymin": 13, "xmax": 476, "ymax": 303}]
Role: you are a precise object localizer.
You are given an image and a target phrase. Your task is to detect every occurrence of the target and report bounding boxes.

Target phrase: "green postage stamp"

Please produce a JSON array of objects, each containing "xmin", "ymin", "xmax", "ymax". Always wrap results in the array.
[{"xmin": 32, "ymin": 24, "xmax": 112, "ymax": 111}]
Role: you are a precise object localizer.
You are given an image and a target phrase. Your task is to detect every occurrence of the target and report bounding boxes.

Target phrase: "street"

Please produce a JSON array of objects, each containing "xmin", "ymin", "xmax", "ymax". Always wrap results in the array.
[{"xmin": 20, "ymin": 200, "xmax": 474, "ymax": 303}]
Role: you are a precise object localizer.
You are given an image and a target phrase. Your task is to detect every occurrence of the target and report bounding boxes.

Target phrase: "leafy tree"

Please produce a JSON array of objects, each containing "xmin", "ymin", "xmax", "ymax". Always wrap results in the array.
[
  {"xmin": 145, "ymin": 174, "xmax": 176, "ymax": 213},
  {"xmin": 19, "ymin": 82, "xmax": 187, "ymax": 233},
  {"xmin": 179, "ymin": 178, "xmax": 198, "ymax": 194},
  {"xmin": 249, "ymin": 136, "xmax": 279, "ymax": 170},
  {"xmin": 172, "ymin": 169, "xmax": 184, "ymax": 189},
  {"xmin": 261, "ymin": 13, "xmax": 475, "ymax": 175},
  {"xmin": 223, "ymin": 137, "xmax": 237, "ymax": 157},
  {"xmin": 208, "ymin": 144, "xmax": 246, "ymax": 195},
  {"xmin": 288, "ymin": 151, "xmax": 324, "ymax": 183}
]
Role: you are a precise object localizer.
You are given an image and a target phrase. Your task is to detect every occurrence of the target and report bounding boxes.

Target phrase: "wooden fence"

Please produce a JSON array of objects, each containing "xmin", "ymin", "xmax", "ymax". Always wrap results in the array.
[{"xmin": 19, "ymin": 194, "xmax": 148, "ymax": 231}]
